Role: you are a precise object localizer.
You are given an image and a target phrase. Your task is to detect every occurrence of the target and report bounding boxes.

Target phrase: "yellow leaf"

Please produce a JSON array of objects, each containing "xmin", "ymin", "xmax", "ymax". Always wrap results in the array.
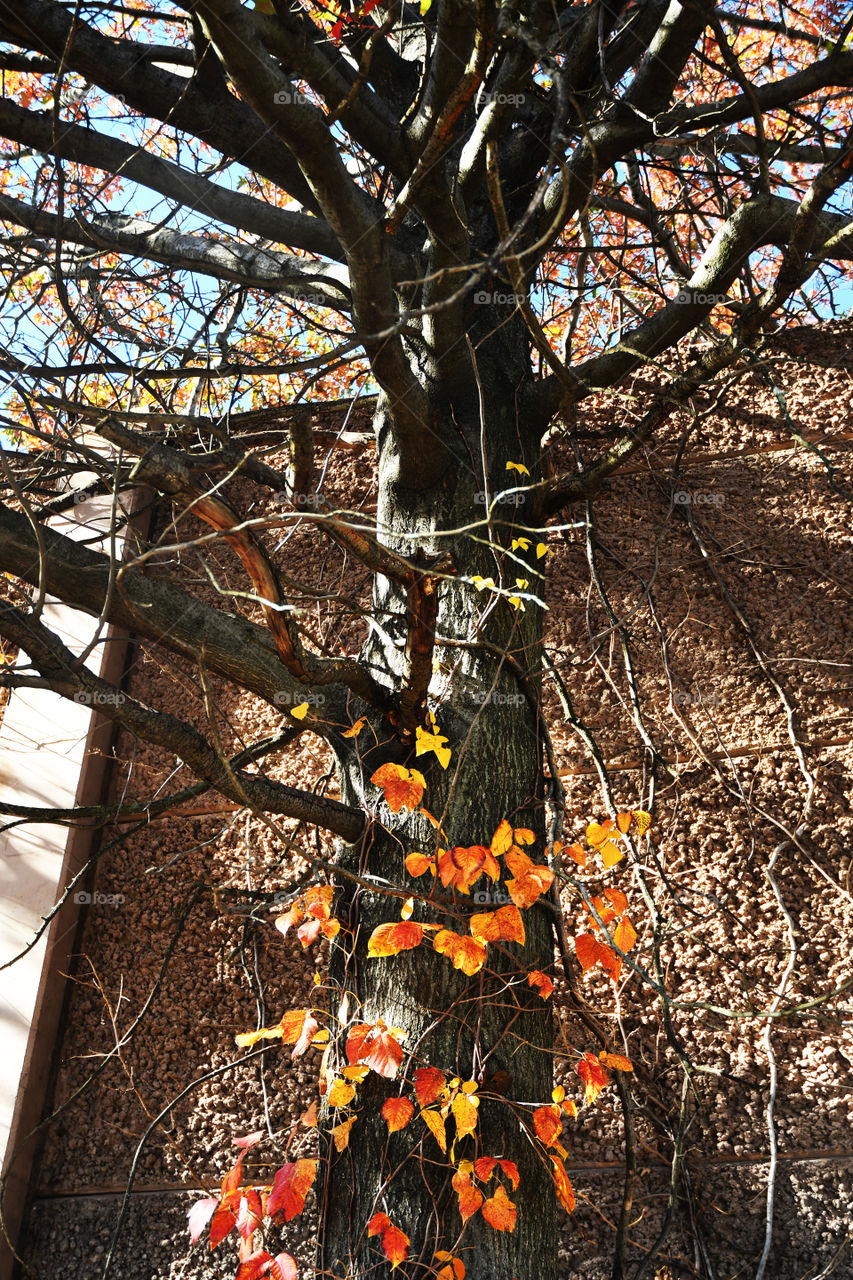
[
  {"xmin": 328, "ymin": 1077, "xmax": 356, "ymax": 1107},
  {"xmin": 511, "ymin": 537, "xmax": 531, "ymax": 552},
  {"xmin": 415, "ymin": 723, "xmax": 451, "ymax": 770},
  {"xmin": 342, "ymin": 717, "xmax": 366, "ymax": 738},
  {"xmin": 599, "ymin": 839, "xmax": 624, "ymax": 868},
  {"xmin": 290, "ymin": 702, "xmax": 310, "ymax": 720},
  {"xmin": 470, "ymin": 575, "xmax": 496, "ymax": 591},
  {"xmin": 536, "ymin": 542, "xmax": 549, "ymax": 558},
  {"xmin": 506, "ymin": 461, "xmax": 530, "ymax": 476},
  {"xmin": 331, "ymin": 1116, "xmax": 356, "ymax": 1151},
  {"xmin": 401, "ymin": 896, "xmax": 414, "ymax": 920},
  {"xmin": 420, "ymin": 0, "xmax": 432, "ymax": 13}
]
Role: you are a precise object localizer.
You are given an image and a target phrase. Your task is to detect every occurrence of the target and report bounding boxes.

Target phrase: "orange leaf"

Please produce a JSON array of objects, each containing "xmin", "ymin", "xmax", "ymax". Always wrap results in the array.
[
  {"xmin": 533, "ymin": 1104, "xmax": 563, "ymax": 1148},
  {"xmin": 274, "ymin": 903, "xmax": 303, "ymax": 937},
  {"xmin": 613, "ymin": 917, "xmax": 637, "ymax": 953},
  {"xmin": 367, "ymin": 921, "xmax": 424, "ymax": 958},
  {"xmin": 604, "ymin": 887, "xmax": 628, "ymax": 915},
  {"xmin": 381, "ymin": 1096, "xmax": 415, "ymax": 1133},
  {"xmin": 292, "ymin": 1014, "xmax": 321, "ymax": 1060},
  {"xmin": 527, "ymin": 969, "xmax": 553, "ymax": 999},
  {"xmin": 577, "ymin": 1052, "xmax": 610, "ymax": 1105},
  {"xmin": 413, "ymin": 1066, "xmax": 446, "ymax": 1107},
  {"xmin": 235, "ymin": 1008, "xmax": 315, "ymax": 1050},
  {"xmin": 451, "ymin": 1090, "xmax": 479, "ymax": 1139},
  {"xmin": 598, "ymin": 943, "xmax": 622, "ymax": 983},
  {"xmin": 434, "ymin": 929, "xmax": 488, "ymax": 975},
  {"xmin": 451, "ymin": 1170, "xmax": 484, "ymax": 1222},
  {"xmin": 267, "ymin": 1159, "xmax": 316, "ymax": 1221},
  {"xmin": 600, "ymin": 1051, "xmax": 633, "ymax": 1072},
  {"xmin": 551, "ymin": 1157, "xmax": 576, "ymax": 1214},
  {"xmin": 490, "ymin": 819, "xmax": 514, "ymax": 855},
  {"xmin": 616, "ymin": 811, "xmax": 632, "ymax": 834},
  {"xmin": 469, "ymin": 904, "xmax": 525, "ymax": 945},
  {"xmin": 405, "ymin": 851, "xmax": 435, "ymax": 877},
  {"xmin": 566, "ymin": 841, "xmax": 587, "ymax": 867},
  {"xmin": 342, "ymin": 717, "xmax": 366, "ymax": 738},
  {"xmin": 574, "ymin": 933, "xmax": 600, "ymax": 973},
  {"xmin": 367, "ymin": 1213, "xmax": 391, "ymax": 1237},
  {"xmin": 380, "ymin": 1223, "xmax": 410, "ymax": 1270},
  {"xmin": 513, "ymin": 827, "xmax": 535, "ymax": 845},
  {"xmin": 420, "ymin": 1107, "xmax": 447, "ymax": 1152},
  {"xmin": 370, "ymin": 763, "xmax": 427, "ymax": 813},
  {"xmin": 434, "ymin": 1252, "xmax": 465, "ymax": 1280},
  {"xmin": 481, "ymin": 1183, "xmax": 517, "ymax": 1232},
  {"xmin": 437, "ymin": 845, "xmax": 498, "ymax": 893},
  {"xmin": 331, "ymin": 1116, "xmax": 356, "ymax": 1151}
]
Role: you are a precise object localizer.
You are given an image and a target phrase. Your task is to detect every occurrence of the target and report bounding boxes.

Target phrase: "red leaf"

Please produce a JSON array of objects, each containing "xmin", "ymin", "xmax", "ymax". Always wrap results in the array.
[
  {"xmin": 381, "ymin": 1096, "xmax": 415, "ymax": 1133},
  {"xmin": 235, "ymin": 1188, "xmax": 263, "ymax": 1241},
  {"xmin": 576, "ymin": 1053, "xmax": 610, "ymax": 1105},
  {"xmin": 267, "ymin": 1160, "xmax": 317, "ymax": 1221},
  {"xmin": 233, "ymin": 1131, "xmax": 264, "ymax": 1150},
  {"xmin": 472, "ymin": 1156, "xmax": 520, "ymax": 1190},
  {"xmin": 434, "ymin": 1252, "xmax": 466, "ymax": 1280},
  {"xmin": 366, "ymin": 1026, "xmax": 405, "ymax": 1078},
  {"xmin": 236, "ymin": 1251, "xmax": 274, "ymax": 1280},
  {"xmin": 209, "ymin": 1202, "xmax": 237, "ymax": 1248},
  {"xmin": 533, "ymin": 1104, "xmax": 563, "ymax": 1148},
  {"xmin": 187, "ymin": 1196, "xmax": 218, "ymax": 1244},
  {"xmin": 381, "ymin": 1223, "xmax": 411, "ymax": 1269},
  {"xmin": 413, "ymin": 1066, "xmax": 445, "ymax": 1106},
  {"xmin": 368, "ymin": 1212, "xmax": 391, "ymax": 1236},
  {"xmin": 270, "ymin": 1255, "xmax": 298, "ymax": 1280}
]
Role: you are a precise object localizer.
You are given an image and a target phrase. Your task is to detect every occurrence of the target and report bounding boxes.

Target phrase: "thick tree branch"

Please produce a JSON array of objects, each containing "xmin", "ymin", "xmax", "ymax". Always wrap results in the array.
[
  {"xmin": 0, "ymin": 194, "xmax": 352, "ymax": 308},
  {"xmin": 0, "ymin": 0, "xmax": 318, "ymax": 208},
  {"xmin": 0, "ymin": 601, "xmax": 365, "ymax": 840},
  {"xmin": 0, "ymin": 98, "xmax": 345, "ymax": 260}
]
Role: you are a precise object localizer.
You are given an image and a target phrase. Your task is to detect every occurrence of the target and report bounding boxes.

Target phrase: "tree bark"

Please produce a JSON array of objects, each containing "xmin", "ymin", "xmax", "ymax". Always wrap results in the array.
[{"xmin": 319, "ymin": 318, "xmax": 559, "ymax": 1280}]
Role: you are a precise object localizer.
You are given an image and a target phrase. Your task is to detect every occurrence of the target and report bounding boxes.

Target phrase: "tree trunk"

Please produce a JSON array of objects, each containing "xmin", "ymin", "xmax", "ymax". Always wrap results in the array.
[{"xmin": 319, "ymin": 319, "xmax": 559, "ymax": 1280}]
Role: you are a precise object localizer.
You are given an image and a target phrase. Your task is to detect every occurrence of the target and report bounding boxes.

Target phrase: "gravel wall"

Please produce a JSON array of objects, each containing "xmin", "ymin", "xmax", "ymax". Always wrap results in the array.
[{"xmin": 16, "ymin": 326, "xmax": 853, "ymax": 1279}]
